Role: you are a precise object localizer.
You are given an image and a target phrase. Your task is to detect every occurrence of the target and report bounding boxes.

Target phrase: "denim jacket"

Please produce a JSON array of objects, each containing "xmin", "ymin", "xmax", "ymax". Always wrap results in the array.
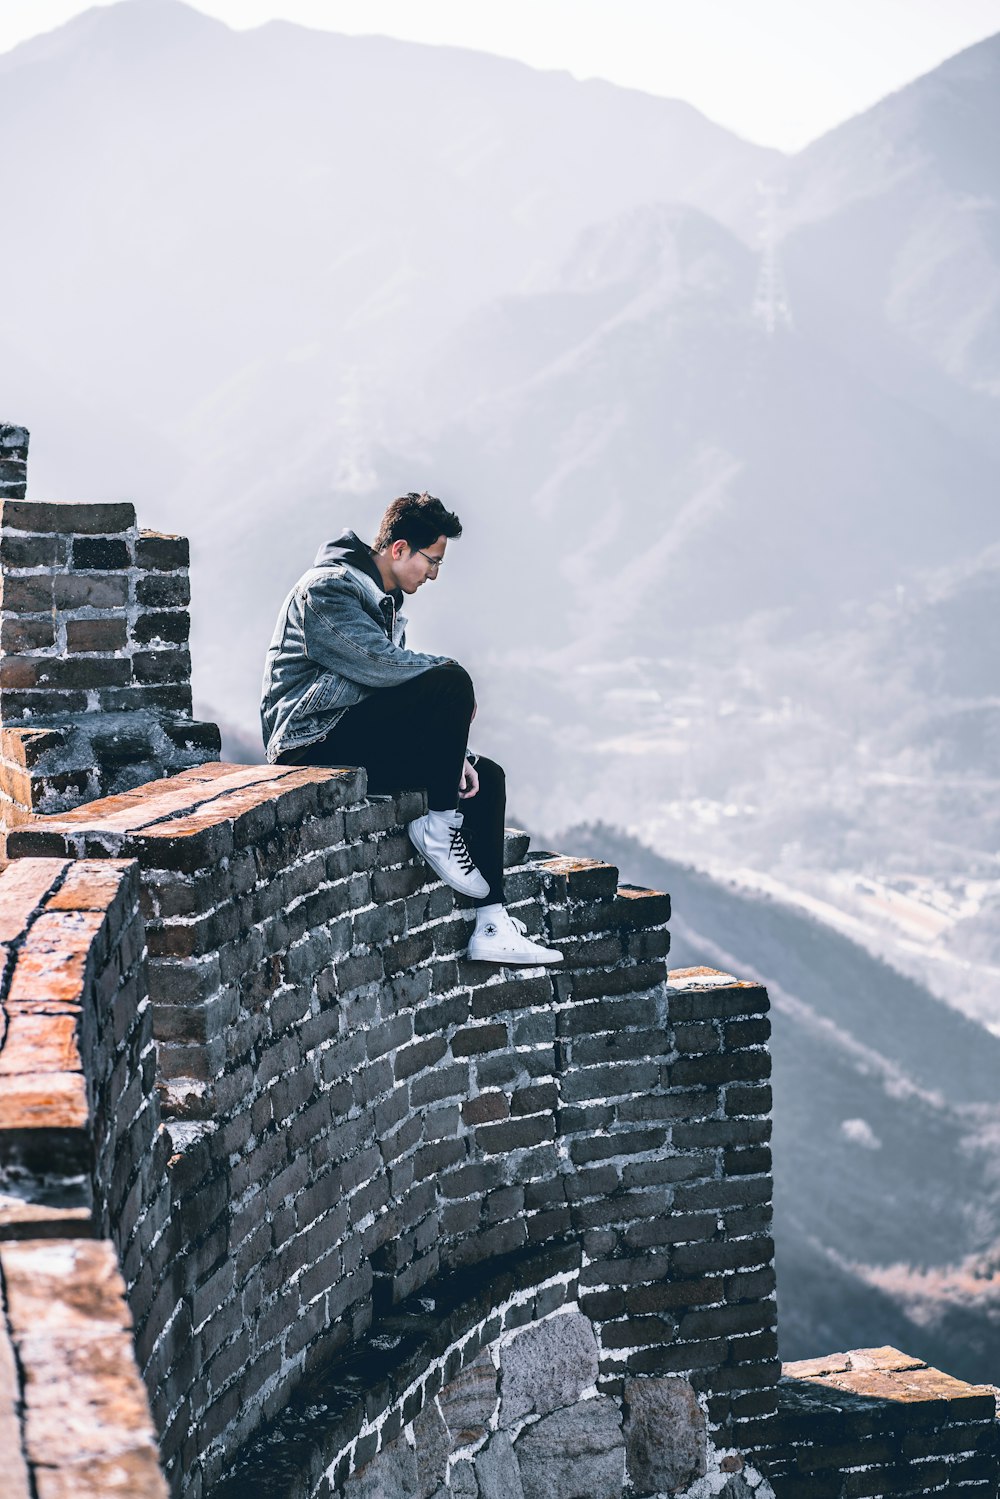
[{"xmin": 260, "ymin": 530, "xmax": 450, "ymax": 762}]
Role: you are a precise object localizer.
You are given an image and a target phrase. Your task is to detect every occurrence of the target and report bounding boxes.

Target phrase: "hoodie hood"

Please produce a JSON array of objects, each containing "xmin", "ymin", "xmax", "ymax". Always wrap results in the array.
[
  {"xmin": 314, "ymin": 529, "xmax": 380, "ymax": 580},
  {"xmin": 314, "ymin": 529, "xmax": 403, "ymax": 603}
]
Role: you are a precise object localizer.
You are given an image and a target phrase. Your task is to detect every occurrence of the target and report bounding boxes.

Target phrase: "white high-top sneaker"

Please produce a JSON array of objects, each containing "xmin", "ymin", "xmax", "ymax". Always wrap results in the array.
[
  {"xmin": 467, "ymin": 904, "xmax": 563, "ymax": 965},
  {"xmin": 407, "ymin": 809, "xmax": 490, "ymax": 898}
]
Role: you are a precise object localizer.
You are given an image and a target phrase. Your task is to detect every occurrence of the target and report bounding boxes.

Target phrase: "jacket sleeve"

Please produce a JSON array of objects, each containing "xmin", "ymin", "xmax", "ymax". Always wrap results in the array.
[{"xmin": 302, "ymin": 575, "xmax": 451, "ymax": 687}]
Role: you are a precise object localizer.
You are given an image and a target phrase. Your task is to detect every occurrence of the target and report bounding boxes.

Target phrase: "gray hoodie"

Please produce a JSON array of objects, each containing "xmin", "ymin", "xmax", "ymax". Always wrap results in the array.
[{"xmin": 260, "ymin": 530, "xmax": 449, "ymax": 762}]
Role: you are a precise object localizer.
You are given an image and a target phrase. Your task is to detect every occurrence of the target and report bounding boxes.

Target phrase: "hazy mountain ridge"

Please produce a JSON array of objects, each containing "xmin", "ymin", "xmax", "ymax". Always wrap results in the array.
[
  {"xmin": 783, "ymin": 31, "xmax": 1000, "ymax": 399},
  {"xmin": 0, "ymin": 0, "xmax": 777, "ymax": 497},
  {"xmin": 562, "ymin": 825, "xmax": 1000, "ymax": 1382}
]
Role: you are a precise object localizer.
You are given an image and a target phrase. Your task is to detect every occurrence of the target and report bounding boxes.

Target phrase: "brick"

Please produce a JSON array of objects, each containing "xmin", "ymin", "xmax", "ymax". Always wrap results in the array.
[
  {"xmin": 394, "ymin": 1036, "xmax": 447, "ymax": 1079},
  {"xmin": 470, "ymin": 975, "xmax": 553, "ymax": 1018},
  {"xmin": 474, "ymin": 1116, "xmax": 555, "ymax": 1152},
  {"xmin": 71, "ymin": 535, "xmax": 130, "ymax": 569},
  {"xmin": 136, "ymin": 530, "xmax": 190, "ymax": 569},
  {"xmin": 52, "ymin": 572, "xmax": 130, "ymax": 609},
  {"xmin": 1, "ymin": 499, "xmax": 135, "ymax": 533},
  {"xmin": 0, "ymin": 532, "xmax": 67, "ymax": 567},
  {"xmin": 137, "ymin": 574, "xmax": 191, "ymax": 608},
  {"xmin": 671, "ymin": 1051, "xmax": 771, "ymax": 1088},
  {"xmin": 132, "ymin": 648, "xmax": 192, "ymax": 685},
  {"xmin": 65, "ymin": 616, "xmax": 129, "ymax": 652},
  {"xmin": 461, "ymin": 1093, "xmax": 509, "ymax": 1126},
  {"xmin": 451, "ymin": 1024, "xmax": 507, "ymax": 1056}
]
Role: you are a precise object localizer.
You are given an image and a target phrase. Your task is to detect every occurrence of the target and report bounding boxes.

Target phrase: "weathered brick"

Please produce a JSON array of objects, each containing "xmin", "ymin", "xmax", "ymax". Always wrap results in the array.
[
  {"xmin": 65, "ymin": 616, "xmax": 129, "ymax": 653},
  {"xmin": 137, "ymin": 573, "xmax": 191, "ymax": 608},
  {"xmin": 2, "ymin": 499, "xmax": 135, "ymax": 533},
  {"xmin": 136, "ymin": 530, "xmax": 190, "ymax": 569},
  {"xmin": 0, "ymin": 615, "xmax": 55, "ymax": 651},
  {"xmin": 71, "ymin": 535, "xmax": 130, "ymax": 569}
]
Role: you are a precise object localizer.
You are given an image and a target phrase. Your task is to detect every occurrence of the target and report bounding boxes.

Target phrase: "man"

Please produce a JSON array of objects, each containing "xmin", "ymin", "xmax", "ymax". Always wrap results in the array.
[{"xmin": 260, "ymin": 491, "xmax": 561, "ymax": 966}]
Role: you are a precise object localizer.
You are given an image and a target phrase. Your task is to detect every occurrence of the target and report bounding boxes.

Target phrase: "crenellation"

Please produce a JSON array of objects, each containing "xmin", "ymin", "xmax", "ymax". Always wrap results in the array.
[
  {"xmin": 0, "ymin": 427, "xmax": 29, "ymax": 502},
  {"xmin": 0, "ymin": 433, "xmax": 218, "ymax": 847}
]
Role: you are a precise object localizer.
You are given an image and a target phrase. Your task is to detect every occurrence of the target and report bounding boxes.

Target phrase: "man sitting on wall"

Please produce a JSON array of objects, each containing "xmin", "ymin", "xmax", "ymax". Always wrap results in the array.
[{"xmin": 260, "ymin": 491, "xmax": 561, "ymax": 966}]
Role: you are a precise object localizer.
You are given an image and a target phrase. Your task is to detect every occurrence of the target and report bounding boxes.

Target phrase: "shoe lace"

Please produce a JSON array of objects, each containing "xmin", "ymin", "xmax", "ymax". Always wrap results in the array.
[{"xmin": 448, "ymin": 824, "xmax": 477, "ymax": 874}]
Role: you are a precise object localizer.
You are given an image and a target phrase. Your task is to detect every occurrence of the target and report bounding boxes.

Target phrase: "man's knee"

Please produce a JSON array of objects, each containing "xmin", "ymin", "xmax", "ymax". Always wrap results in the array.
[{"xmin": 424, "ymin": 661, "xmax": 475, "ymax": 704}]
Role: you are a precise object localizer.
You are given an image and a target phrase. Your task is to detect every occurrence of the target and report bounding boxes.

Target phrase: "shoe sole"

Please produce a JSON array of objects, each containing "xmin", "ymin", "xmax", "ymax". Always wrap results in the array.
[{"xmin": 466, "ymin": 946, "xmax": 563, "ymax": 965}]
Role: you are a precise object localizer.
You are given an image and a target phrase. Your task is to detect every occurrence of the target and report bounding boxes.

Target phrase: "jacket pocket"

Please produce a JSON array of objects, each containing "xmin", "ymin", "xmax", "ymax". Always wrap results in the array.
[{"xmin": 299, "ymin": 673, "xmax": 346, "ymax": 715}]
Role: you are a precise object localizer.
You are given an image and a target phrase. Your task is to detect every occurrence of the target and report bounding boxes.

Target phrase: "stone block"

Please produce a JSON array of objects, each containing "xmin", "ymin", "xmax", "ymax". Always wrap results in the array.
[
  {"xmin": 475, "ymin": 1431, "xmax": 525, "ymax": 1499},
  {"xmin": 342, "ymin": 1435, "xmax": 419, "ymax": 1499},
  {"xmin": 622, "ymin": 1375, "xmax": 706, "ymax": 1493},
  {"xmin": 411, "ymin": 1400, "xmax": 449, "ymax": 1499},
  {"xmin": 438, "ymin": 1349, "xmax": 498, "ymax": 1444},
  {"xmin": 499, "ymin": 1310, "xmax": 599, "ymax": 1425},
  {"xmin": 514, "ymin": 1397, "xmax": 624, "ymax": 1499},
  {"xmin": 448, "ymin": 1460, "xmax": 478, "ymax": 1498}
]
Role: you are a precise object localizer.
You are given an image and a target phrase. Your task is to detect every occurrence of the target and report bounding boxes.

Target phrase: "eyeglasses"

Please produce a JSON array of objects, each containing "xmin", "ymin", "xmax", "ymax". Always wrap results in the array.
[{"xmin": 417, "ymin": 550, "xmax": 444, "ymax": 571}]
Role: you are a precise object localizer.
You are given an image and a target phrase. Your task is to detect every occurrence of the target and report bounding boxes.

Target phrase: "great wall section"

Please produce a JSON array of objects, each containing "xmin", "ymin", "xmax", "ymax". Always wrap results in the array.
[{"xmin": 0, "ymin": 421, "xmax": 997, "ymax": 1499}]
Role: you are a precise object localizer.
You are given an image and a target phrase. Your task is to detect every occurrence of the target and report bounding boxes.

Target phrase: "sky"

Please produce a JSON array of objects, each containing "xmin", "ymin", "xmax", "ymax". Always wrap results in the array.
[{"xmin": 2, "ymin": 0, "xmax": 1000, "ymax": 149}]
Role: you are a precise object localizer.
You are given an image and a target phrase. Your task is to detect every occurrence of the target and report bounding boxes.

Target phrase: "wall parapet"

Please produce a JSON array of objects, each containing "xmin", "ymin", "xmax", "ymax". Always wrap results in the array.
[
  {"xmin": 752, "ymin": 1347, "xmax": 1000, "ymax": 1497},
  {"xmin": 0, "ymin": 854, "xmax": 167, "ymax": 1497},
  {"xmin": 7, "ymin": 762, "xmax": 780, "ymax": 1495},
  {"xmin": 0, "ymin": 431, "xmax": 219, "ymax": 847}
]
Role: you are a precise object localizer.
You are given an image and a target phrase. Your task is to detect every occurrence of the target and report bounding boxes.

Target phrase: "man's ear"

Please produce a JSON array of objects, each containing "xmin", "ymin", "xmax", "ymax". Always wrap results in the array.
[{"xmin": 391, "ymin": 539, "xmax": 410, "ymax": 561}]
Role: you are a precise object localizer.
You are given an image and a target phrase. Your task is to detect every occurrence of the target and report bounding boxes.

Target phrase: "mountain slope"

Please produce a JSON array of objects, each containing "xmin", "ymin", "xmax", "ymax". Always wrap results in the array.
[
  {"xmin": 562, "ymin": 825, "xmax": 1000, "ymax": 1383},
  {"xmin": 194, "ymin": 196, "xmax": 1000, "ymax": 729},
  {"xmin": 0, "ymin": 0, "xmax": 776, "ymax": 495},
  {"xmin": 783, "ymin": 31, "xmax": 1000, "ymax": 401}
]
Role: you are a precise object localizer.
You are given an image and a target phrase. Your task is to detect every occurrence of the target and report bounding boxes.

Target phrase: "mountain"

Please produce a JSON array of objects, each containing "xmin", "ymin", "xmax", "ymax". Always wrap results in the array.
[
  {"xmin": 0, "ymin": 0, "xmax": 775, "ymax": 506},
  {"xmin": 195, "ymin": 192, "xmax": 999, "ymax": 728},
  {"xmin": 562, "ymin": 825, "xmax": 1000, "ymax": 1383},
  {"xmin": 781, "ymin": 32, "xmax": 1000, "ymax": 418}
]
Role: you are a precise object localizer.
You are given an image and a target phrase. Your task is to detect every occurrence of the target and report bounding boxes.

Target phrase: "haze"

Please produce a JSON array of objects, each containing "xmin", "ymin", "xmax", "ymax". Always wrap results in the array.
[{"xmin": 3, "ymin": 0, "xmax": 1000, "ymax": 147}]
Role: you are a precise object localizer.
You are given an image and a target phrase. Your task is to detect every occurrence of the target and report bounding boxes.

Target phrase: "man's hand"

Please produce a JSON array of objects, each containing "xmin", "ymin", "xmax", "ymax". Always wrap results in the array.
[{"xmin": 459, "ymin": 759, "xmax": 480, "ymax": 799}]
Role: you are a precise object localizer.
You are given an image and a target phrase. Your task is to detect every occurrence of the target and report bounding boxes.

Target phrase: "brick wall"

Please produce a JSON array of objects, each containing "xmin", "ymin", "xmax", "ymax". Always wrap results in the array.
[
  {"xmin": 752, "ymin": 1348, "xmax": 1000, "ymax": 1497},
  {"xmin": 0, "ymin": 427, "xmax": 219, "ymax": 845},
  {"xmin": 0, "ymin": 855, "xmax": 167, "ymax": 1497},
  {"xmin": 10, "ymin": 765, "xmax": 779, "ymax": 1495}
]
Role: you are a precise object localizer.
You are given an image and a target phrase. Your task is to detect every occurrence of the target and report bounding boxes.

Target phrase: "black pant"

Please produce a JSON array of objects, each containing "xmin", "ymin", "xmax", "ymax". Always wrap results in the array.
[{"xmin": 279, "ymin": 664, "xmax": 506, "ymax": 904}]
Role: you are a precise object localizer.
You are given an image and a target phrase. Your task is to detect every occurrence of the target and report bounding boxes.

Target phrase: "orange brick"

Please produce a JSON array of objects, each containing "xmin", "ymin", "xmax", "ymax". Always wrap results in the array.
[
  {"xmin": 0, "ymin": 1014, "xmax": 81, "ymax": 1076},
  {"xmin": 0, "ymin": 1070, "xmax": 89, "ymax": 1131},
  {"xmin": 0, "ymin": 860, "xmax": 69, "ymax": 944},
  {"xmin": 46, "ymin": 763, "xmax": 295, "ymax": 835},
  {"xmin": 45, "ymin": 862, "xmax": 132, "ymax": 913},
  {"xmin": 6, "ymin": 910, "xmax": 106, "ymax": 1005}
]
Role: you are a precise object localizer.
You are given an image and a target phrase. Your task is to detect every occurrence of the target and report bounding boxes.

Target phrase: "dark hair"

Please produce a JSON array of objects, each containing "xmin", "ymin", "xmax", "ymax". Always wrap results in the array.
[{"xmin": 373, "ymin": 492, "xmax": 462, "ymax": 552}]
